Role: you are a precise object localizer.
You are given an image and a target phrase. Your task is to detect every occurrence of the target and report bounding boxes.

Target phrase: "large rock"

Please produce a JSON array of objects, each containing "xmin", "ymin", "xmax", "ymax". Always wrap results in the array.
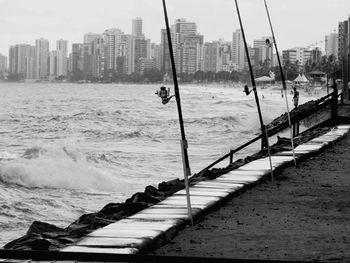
[{"xmin": 27, "ymin": 221, "xmax": 64, "ymax": 235}]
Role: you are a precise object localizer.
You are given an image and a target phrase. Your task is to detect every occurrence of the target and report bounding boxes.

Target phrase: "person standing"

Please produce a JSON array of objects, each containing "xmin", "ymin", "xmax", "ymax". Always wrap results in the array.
[{"xmin": 293, "ymin": 87, "xmax": 299, "ymax": 108}]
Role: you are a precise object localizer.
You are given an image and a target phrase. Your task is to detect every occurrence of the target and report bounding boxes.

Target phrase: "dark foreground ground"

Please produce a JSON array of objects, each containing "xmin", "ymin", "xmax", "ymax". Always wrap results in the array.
[{"xmin": 151, "ymin": 130, "xmax": 350, "ymax": 261}]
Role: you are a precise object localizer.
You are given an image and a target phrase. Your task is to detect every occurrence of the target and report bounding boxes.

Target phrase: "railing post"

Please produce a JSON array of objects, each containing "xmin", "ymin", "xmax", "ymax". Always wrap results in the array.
[
  {"xmin": 292, "ymin": 121, "xmax": 300, "ymax": 137},
  {"xmin": 229, "ymin": 150, "xmax": 233, "ymax": 165},
  {"xmin": 292, "ymin": 123, "xmax": 296, "ymax": 137},
  {"xmin": 341, "ymin": 92, "xmax": 344, "ymax": 105},
  {"xmin": 297, "ymin": 121, "xmax": 300, "ymax": 136},
  {"xmin": 260, "ymin": 130, "xmax": 265, "ymax": 150},
  {"xmin": 331, "ymin": 82, "xmax": 338, "ymax": 120}
]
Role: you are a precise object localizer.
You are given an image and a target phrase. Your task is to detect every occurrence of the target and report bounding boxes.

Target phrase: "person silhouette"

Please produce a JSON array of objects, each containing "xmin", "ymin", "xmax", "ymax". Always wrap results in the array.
[{"xmin": 292, "ymin": 87, "xmax": 299, "ymax": 108}]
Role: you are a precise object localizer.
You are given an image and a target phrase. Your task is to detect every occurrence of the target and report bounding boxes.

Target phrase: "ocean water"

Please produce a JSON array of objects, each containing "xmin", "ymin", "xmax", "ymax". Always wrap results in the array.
[{"xmin": 0, "ymin": 82, "xmax": 325, "ymax": 246}]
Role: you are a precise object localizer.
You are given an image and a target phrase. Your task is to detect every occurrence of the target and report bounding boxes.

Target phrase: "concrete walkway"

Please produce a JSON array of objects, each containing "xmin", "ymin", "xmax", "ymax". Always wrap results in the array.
[
  {"xmin": 61, "ymin": 125, "xmax": 350, "ymax": 256},
  {"xmin": 153, "ymin": 127, "xmax": 350, "ymax": 261}
]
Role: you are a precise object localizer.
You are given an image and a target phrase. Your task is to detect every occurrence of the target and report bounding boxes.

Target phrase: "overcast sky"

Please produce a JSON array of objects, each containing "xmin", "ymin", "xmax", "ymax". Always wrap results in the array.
[{"xmin": 0, "ymin": 0, "xmax": 349, "ymax": 56}]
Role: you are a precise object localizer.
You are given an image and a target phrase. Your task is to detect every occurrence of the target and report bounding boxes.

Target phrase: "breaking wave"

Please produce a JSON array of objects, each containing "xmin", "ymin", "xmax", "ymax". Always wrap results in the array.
[{"xmin": 0, "ymin": 145, "xmax": 120, "ymax": 191}]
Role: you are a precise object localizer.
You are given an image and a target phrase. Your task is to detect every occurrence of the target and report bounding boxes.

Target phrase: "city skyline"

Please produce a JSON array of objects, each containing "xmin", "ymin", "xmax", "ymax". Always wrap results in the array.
[{"xmin": 0, "ymin": 0, "xmax": 349, "ymax": 56}]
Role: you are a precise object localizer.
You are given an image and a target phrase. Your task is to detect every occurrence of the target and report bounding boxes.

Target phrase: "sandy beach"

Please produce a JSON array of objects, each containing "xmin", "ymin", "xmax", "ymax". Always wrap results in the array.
[{"xmin": 151, "ymin": 127, "xmax": 350, "ymax": 261}]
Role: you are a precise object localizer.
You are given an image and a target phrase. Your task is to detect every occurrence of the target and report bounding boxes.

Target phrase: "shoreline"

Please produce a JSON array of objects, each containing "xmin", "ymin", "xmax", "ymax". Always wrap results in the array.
[{"xmin": 3, "ymin": 100, "xmax": 349, "ymax": 252}]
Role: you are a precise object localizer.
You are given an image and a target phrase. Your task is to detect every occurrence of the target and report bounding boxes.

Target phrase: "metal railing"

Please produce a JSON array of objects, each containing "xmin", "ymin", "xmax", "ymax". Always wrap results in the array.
[{"xmin": 197, "ymin": 90, "xmax": 341, "ymax": 175}]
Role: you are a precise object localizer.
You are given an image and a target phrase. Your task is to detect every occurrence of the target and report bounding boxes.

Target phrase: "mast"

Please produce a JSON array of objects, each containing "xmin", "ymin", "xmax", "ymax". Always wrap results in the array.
[
  {"xmin": 264, "ymin": 0, "xmax": 296, "ymax": 166},
  {"xmin": 234, "ymin": 0, "xmax": 274, "ymax": 180},
  {"xmin": 161, "ymin": 0, "xmax": 193, "ymax": 225}
]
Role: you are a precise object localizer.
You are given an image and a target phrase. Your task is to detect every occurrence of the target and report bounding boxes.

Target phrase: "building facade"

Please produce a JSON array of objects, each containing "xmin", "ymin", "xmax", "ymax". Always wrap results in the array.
[
  {"xmin": 325, "ymin": 33, "xmax": 338, "ymax": 58},
  {"xmin": 311, "ymin": 47, "xmax": 322, "ymax": 64},
  {"xmin": 49, "ymin": 50, "xmax": 58, "ymax": 78},
  {"xmin": 232, "ymin": 29, "xmax": 245, "ymax": 71},
  {"xmin": 9, "ymin": 44, "xmax": 36, "ymax": 79},
  {"xmin": 35, "ymin": 38, "xmax": 49, "ymax": 79},
  {"xmin": 138, "ymin": 57, "xmax": 155, "ymax": 75},
  {"xmin": 203, "ymin": 41, "xmax": 220, "ymax": 73},
  {"xmin": 160, "ymin": 29, "xmax": 171, "ymax": 74},
  {"xmin": 0, "ymin": 54, "xmax": 7, "ymax": 77},
  {"xmin": 171, "ymin": 19, "xmax": 202, "ymax": 74},
  {"xmin": 150, "ymin": 43, "xmax": 161, "ymax": 71},
  {"xmin": 132, "ymin": 17, "xmax": 144, "ymax": 38},
  {"xmin": 56, "ymin": 39, "xmax": 68, "ymax": 77},
  {"xmin": 70, "ymin": 43, "xmax": 83, "ymax": 80},
  {"xmin": 103, "ymin": 28, "xmax": 124, "ymax": 75},
  {"xmin": 282, "ymin": 47, "xmax": 312, "ymax": 67},
  {"xmin": 134, "ymin": 38, "xmax": 148, "ymax": 74},
  {"xmin": 338, "ymin": 16, "xmax": 350, "ymax": 99}
]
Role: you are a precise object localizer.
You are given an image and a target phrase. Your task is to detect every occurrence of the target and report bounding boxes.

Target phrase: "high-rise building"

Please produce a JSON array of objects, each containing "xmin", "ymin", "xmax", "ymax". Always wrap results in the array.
[
  {"xmin": 8, "ymin": 44, "xmax": 35, "ymax": 79},
  {"xmin": 123, "ymin": 34, "xmax": 135, "ymax": 75},
  {"xmin": 150, "ymin": 43, "xmax": 161, "ymax": 71},
  {"xmin": 82, "ymin": 33, "xmax": 102, "ymax": 79},
  {"xmin": 338, "ymin": 19, "xmax": 349, "ymax": 61},
  {"xmin": 138, "ymin": 57, "xmax": 155, "ymax": 75},
  {"xmin": 134, "ymin": 38, "xmax": 148, "ymax": 74},
  {"xmin": 0, "ymin": 53, "xmax": 7, "ymax": 77},
  {"xmin": 103, "ymin": 28, "xmax": 124, "ymax": 74},
  {"xmin": 177, "ymin": 34, "xmax": 203, "ymax": 74},
  {"xmin": 49, "ymin": 50, "xmax": 58, "ymax": 77},
  {"xmin": 173, "ymin": 19, "xmax": 197, "ymax": 42},
  {"xmin": 282, "ymin": 47, "xmax": 312, "ymax": 67},
  {"xmin": 35, "ymin": 38, "xmax": 49, "ymax": 79},
  {"xmin": 82, "ymin": 43, "xmax": 93, "ymax": 79},
  {"xmin": 203, "ymin": 42, "xmax": 220, "ymax": 73},
  {"xmin": 71, "ymin": 43, "xmax": 83, "ymax": 78},
  {"xmin": 132, "ymin": 17, "xmax": 144, "ymax": 38},
  {"xmin": 160, "ymin": 29, "xmax": 171, "ymax": 74},
  {"xmin": 91, "ymin": 36, "xmax": 105, "ymax": 78},
  {"xmin": 25, "ymin": 49, "xmax": 36, "ymax": 80},
  {"xmin": 181, "ymin": 41, "xmax": 198, "ymax": 74},
  {"xmin": 338, "ymin": 15, "xmax": 350, "ymax": 99},
  {"xmin": 220, "ymin": 41, "xmax": 232, "ymax": 65},
  {"xmin": 325, "ymin": 33, "xmax": 338, "ymax": 58},
  {"xmin": 9, "ymin": 45, "xmax": 25, "ymax": 77},
  {"xmin": 171, "ymin": 19, "xmax": 202, "ymax": 74},
  {"xmin": 232, "ymin": 29, "xmax": 245, "ymax": 71},
  {"xmin": 311, "ymin": 47, "xmax": 322, "ymax": 64},
  {"xmin": 84, "ymin": 33, "xmax": 101, "ymax": 45},
  {"xmin": 56, "ymin": 39, "xmax": 68, "ymax": 77},
  {"xmin": 246, "ymin": 47, "xmax": 259, "ymax": 68}
]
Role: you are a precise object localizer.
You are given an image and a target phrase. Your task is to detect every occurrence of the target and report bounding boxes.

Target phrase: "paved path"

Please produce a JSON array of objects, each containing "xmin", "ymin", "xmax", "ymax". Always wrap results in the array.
[
  {"xmin": 152, "ymin": 126, "xmax": 350, "ymax": 262},
  {"xmin": 60, "ymin": 125, "xmax": 349, "ymax": 261}
]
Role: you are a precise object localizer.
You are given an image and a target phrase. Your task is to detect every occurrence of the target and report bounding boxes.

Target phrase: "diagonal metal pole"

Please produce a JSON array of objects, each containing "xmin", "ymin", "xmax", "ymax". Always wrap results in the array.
[
  {"xmin": 161, "ymin": 0, "xmax": 193, "ymax": 226},
  {"xmin": 234, "ymin": 0, "xmax": 273, "ymax": 180},
  {"xmin": 264, "ymin": 0, "xmax": 296, "ymax": 166}
]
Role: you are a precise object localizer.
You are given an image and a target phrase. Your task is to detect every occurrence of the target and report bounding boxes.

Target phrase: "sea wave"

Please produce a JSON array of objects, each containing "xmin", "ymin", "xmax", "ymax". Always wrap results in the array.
[
  {"xmin": 81, "ymin": 129, "xmax": 150, "ymax": 140},
  {"xmin": 0, "ymin": 152, "xmax": 18, "ymax": 162},
  {"xmin": 185, "ymin": 115, "xmax": 240, "ymax": 125},
  {"xmin": 213, "ymin": 100, "xmax": 232, "ymax": 105},
  {"xmin": 0, "ymin": 145, "xmax": 120, "ymax": 191}
]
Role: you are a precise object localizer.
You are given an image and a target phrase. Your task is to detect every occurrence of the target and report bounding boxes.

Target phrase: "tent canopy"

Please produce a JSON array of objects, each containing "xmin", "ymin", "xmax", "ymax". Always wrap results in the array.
[{"xmin": 293, "ymin": 74, "xmax": 309, "ymax": 83}]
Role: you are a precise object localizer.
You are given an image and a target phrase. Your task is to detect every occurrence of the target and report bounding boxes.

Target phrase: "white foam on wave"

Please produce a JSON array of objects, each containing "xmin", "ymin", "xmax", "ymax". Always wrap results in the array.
[
  {"xmin": 0, "ymin": 151, "xmax": 18, "ymax": 161},
  {"xmin": 0, "ymin": 145, "xmax": 121, "ymax": 192}
]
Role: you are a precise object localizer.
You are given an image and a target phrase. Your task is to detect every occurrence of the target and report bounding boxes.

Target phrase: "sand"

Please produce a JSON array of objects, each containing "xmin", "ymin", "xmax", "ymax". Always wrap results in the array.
[{"xmin": 151, "ymin": 133, "xmax": 350, "ymax": 261}]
